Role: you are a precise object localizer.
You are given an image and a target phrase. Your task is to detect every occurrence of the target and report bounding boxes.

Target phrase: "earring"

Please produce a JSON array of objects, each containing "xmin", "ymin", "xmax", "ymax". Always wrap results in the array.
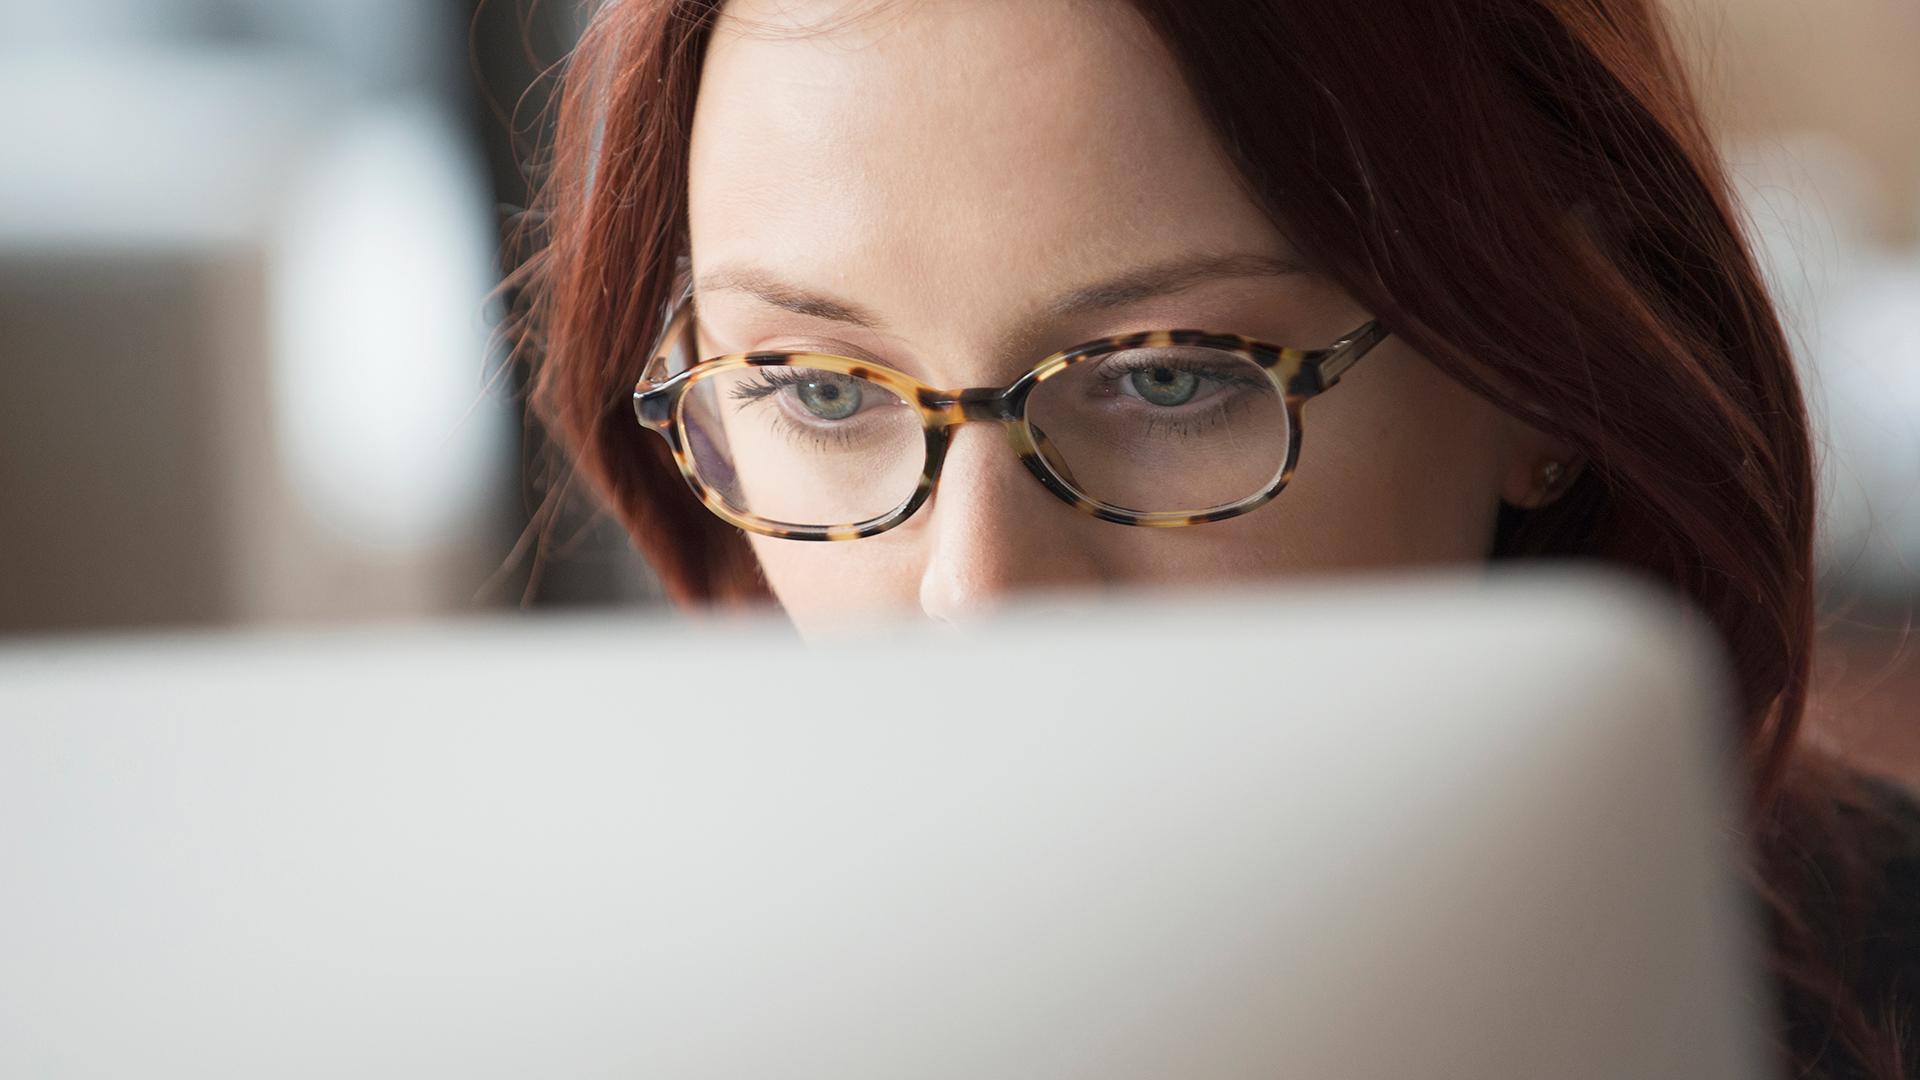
[
  {"xmin": 1522, "ymin": 458, "xmax": 1577, "ymax": 508},
  {"xmin": 1539, "ymin": 459, "xmax": 1565, "ymax": 495}
]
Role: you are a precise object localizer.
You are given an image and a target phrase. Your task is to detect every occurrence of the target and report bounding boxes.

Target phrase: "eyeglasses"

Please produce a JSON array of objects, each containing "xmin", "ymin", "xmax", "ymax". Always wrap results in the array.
[{"xmin": 632, "ymin": 286, "xmax": 1389, "ymax": 541}]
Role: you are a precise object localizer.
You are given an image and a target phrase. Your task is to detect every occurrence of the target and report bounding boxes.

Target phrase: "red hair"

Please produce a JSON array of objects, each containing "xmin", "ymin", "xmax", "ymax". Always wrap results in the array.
[{"xmin": 506, "ymin": 1, "xmax": 1906, "ymax": 1073}]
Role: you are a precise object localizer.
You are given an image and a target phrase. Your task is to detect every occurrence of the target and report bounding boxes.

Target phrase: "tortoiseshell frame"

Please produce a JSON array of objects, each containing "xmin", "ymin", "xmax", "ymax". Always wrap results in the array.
[{"xmin": 632, "ymin": 288, "xmax": 1390, "ymax": 541}]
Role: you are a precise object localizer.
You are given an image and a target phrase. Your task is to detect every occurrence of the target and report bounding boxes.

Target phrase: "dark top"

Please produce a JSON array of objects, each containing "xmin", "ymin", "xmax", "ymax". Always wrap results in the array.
[{"xmin": 1780, "ymin": 771, "xmax": 1920, "ymax": 1078}]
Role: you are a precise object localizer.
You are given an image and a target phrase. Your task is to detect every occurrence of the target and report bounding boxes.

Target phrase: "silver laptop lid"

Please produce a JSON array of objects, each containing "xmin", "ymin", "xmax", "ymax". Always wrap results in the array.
[{"xmin": 0, "ymin": 572, "xmax": 1768, "ymax": 1079}]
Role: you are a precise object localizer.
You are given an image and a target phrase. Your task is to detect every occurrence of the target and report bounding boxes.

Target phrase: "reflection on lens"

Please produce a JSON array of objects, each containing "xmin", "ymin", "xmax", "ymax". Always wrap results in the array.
[
  {"xmin": 1024, "ymin": 348, "xmax": 1288, "ymax": 513},
  {"xmin": 680, "ymin": 365, "xmax": 924, "ymax": 528}
]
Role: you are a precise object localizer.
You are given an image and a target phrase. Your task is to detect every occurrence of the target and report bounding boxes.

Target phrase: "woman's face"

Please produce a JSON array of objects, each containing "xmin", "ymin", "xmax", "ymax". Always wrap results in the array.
[{"xmin": 687, "ymin": 0, "xmax": 1559, "ymax": 631}]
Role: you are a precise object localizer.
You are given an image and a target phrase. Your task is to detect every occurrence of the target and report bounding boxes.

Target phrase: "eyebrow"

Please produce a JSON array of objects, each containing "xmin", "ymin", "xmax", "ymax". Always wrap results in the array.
[
  {"xmin": 695, "ymin": 265, "xmax": 886, "ymax": 328},
  {"xmin": 693, "ymin": 250, "xmax": 1313, "ymax": 331},
  {"xmin": 1042, "ymin": 251, "xmax": 1311, "ymax": 317}
]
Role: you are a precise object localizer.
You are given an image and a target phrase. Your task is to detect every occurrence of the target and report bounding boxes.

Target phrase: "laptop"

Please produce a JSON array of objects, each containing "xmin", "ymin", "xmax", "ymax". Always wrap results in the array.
[{"xmin": 0, "ymin": 570, "xmax": 1770, "ymax": 1078}]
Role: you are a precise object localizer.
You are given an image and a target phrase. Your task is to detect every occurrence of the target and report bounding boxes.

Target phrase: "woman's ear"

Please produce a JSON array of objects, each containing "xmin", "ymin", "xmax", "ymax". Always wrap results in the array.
[{"xmin": 1497, "ymin": 413, "xmax": 1584, "ymax": 509}]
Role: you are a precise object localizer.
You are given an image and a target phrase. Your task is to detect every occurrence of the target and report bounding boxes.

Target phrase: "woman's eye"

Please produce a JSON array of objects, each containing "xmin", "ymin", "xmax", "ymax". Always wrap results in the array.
[
  {"xmin": 794, "ymin": 376, "xmax": 863, "ymax": 420},
  {"xmin": 1127, "ymin": 366, "xmax": 1201, "ymax": 407}
]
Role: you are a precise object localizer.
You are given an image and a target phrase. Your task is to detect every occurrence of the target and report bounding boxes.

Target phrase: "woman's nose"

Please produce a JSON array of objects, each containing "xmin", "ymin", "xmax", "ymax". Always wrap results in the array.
[{"xmin": 915, "ymin": 423, "xmax": 1103, "ymax": 623}]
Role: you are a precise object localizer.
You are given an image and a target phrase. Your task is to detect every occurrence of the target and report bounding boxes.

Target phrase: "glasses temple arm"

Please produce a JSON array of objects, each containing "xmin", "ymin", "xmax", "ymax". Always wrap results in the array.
[
  {"xmin": 639, "ymin": 283, "xmax": 697, "ymax": 388},
  {"xmin": 1310, "ymin": 320, "xmax": 1389, "ymax": 391}
]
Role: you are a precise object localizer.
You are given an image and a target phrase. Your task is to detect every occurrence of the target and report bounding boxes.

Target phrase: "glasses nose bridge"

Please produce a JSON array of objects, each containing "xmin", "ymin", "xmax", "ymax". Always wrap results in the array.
[
  {"xmin": 919, "ymin": 386, "xmax": 1017, "ymax": 429},
  {"xmin": 918, "ymin": 386, "xmax": 1048, "ymax": 492}
]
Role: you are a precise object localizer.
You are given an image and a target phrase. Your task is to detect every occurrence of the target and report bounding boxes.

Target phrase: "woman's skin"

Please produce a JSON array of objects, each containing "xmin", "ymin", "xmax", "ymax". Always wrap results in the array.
[{"xmin": 686, "ymin": 0, "xmax": 1572, "ymax": 632}]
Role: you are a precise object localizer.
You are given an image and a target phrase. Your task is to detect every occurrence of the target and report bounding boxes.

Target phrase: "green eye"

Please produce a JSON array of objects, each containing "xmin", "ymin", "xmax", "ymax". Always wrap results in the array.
[
  {"xmin": 1129, "ymin": 366, "xmax": 1199, "ymax": 406},
  {"xmin": 796, "ymin": 376, "xmax": 862, "ymax": 420}
]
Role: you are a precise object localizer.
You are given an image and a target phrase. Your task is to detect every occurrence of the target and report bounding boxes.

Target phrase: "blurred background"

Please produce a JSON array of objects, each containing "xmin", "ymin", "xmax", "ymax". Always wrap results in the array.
[{"xmin": 0, "ymin": 1, "xmax": 1913, "ymax": 764}]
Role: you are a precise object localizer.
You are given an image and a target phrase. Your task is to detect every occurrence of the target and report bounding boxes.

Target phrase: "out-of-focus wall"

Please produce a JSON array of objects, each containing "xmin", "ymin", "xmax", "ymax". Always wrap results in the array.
[
  {"xmin": 1672, "ymin": 0, "xmax": 1920, "ymax": 244},
  {"xmin": 0, "ymin": 4, "xmax": 523, "ymax": 635}
]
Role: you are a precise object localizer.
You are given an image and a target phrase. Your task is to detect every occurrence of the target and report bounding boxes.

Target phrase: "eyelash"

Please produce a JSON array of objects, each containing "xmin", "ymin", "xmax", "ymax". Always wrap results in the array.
[
  {"xmin": 1091, "ymin": 354, "xmax": 1270, "ymax": 393},
  {"xmin": 728, "ymin": 367, "xmax": 821, "ymax": 405}
]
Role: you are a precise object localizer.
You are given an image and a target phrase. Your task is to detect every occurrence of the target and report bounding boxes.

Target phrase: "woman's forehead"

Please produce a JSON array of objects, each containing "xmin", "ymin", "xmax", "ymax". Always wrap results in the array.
[{"xmin": 687, "ymin": 0, "xmax": 1282, "ymax": 334}]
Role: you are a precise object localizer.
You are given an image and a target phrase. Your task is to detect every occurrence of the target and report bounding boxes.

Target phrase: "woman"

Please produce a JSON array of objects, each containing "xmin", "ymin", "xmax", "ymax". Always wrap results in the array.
[{"xmin": 510, "ymin": 0, "xmax": 1919, "ymax": 1073}]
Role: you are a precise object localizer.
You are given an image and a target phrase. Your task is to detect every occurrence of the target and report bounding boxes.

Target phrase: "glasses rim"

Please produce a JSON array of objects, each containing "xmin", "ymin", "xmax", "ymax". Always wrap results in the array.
[{"xmin": 632, "ymin": 295, "xmax": 1389, "ymax": 541}]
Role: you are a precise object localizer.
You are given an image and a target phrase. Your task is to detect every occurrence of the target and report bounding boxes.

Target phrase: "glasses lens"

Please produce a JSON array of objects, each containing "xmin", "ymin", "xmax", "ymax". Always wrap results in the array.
[
  {"xmin": 679, "ymin": 364, "xmax": 925, "ymax": 529},
  {"xmin": 1023, "ymin": 347, "xmax": 1289, "ymax": 514}
]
